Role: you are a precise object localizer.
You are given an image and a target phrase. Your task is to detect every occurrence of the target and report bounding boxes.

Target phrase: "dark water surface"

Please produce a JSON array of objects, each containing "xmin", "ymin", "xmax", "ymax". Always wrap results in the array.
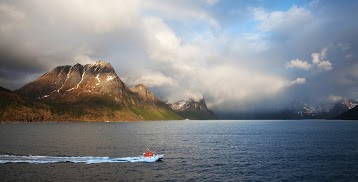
[{"xmin": 0, "ymin": 120, "xmax": 358, "ymax": 181}]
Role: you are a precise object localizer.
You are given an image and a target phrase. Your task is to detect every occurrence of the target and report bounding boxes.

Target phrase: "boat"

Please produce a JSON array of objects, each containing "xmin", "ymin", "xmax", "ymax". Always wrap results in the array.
[{"xmin": 140, "ymin": 148, "xmax": 164, "ymax": 162}]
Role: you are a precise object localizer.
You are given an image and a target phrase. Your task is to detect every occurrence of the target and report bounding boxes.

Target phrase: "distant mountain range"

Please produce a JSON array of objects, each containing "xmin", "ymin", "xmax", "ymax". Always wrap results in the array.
[
  {"xmin": 0, "ymin": 61, "xmax": 215, "ymax": 122},
  {"xmin": 287, "ymin": 98, "xmax": 358, "ymax": 119},
  {"xmin": 218, "ymin": 98, "xmax": 358, "ymax": 120}
]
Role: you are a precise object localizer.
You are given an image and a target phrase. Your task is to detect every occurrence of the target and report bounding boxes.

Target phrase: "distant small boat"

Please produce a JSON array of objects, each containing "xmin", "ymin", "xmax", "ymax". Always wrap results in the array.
[
  {"xmin": 185, "ymin": 118, "xmax": 190, "ymax": 120},
  {"xmin": 141, "ymin": 148, "xmax": 164, "ymax": 162}
]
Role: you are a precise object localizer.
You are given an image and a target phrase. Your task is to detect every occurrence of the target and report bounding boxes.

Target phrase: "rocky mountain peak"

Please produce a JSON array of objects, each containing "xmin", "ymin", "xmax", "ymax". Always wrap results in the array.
[
  {"xmin": 91, "ymin": 60, "xmax": 113, "ymax": 70},
  {"xmin": 168, "ymin": 98, "xmax": 217, "ymax": 120},
  {"xmin": 339, "ymin": 97, "xmax": 358, "ymax": 109},
  {"xmin": 15, "ymin": 60, "xmax": 136, "ymax": 105},
  {"xmin": 169, "ymin": 98, "xmax": 208, "ymax": 112},
  {"xmin": 94, "ymin": 60, "xmax": 110, "ymax": 66},
  {"xmin": 329, "ymin": 97, "xmax": 358, "ymax": 117},
  {"xmin": 130, "ymin": 84, "xmax": 157, "ymax": 102}
]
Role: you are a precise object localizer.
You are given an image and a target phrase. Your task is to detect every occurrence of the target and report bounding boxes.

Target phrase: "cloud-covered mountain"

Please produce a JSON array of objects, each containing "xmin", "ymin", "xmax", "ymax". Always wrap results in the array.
[
  {"xmin": 168, "ymin": 98, "xmax": 217, "ymax": 120},
  {"xmin": 217, "ymin": 97, "xmax": 358, "ymax": 120},
  {"xmin": 286, "ymin": 98, "xmax": 358, "ymax": 119}
]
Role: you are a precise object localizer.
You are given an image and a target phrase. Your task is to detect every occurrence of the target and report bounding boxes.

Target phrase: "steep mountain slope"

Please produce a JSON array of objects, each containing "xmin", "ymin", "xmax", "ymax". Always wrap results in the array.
[
  {"xmin": 130, "ymin": 84, "xmax": 159, "ymax": 103},
  {"xmin": 328, "ymin": 98, "xmax": 358, "ymax": 118},
  {"xmin": 129, "ymin": 84, "xmax": 182, "ymax": 120},
  {"xmin": 0, "ymin": 87, "xmax": 51, "ymax": 122},
  {"xmin": 335, "ymin": 106, "xmax": 358, "ymax": 120},
  {"xmin": 0, "ymin": 86, "xmax": 11, "ymax": 93},
  {"xmin": 168, "ymin": 99, "xmax": 217, "ymax": 120},
  {"xmin": 1, "ymin": 61, "xmax": 182, "ymax": 122}
]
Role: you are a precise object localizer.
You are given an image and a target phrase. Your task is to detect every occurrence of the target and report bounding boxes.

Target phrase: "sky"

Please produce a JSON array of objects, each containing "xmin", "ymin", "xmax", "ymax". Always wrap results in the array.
[{"xmin": 0, "ymin": 0, "xmax": 357, "ymax": 112}]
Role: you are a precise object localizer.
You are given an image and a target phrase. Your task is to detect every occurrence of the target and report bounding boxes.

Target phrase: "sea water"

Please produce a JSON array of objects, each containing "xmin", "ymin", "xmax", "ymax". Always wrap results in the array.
[{"xmin": 0, "ymin": 120, "xmax": 357, "ymax": 181}]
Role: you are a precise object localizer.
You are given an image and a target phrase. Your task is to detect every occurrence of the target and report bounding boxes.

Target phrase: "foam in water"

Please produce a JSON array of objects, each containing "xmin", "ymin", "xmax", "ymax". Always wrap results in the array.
[{"xmin": 0, "ymin": 154, "xmax": 161, "ymax": 164}]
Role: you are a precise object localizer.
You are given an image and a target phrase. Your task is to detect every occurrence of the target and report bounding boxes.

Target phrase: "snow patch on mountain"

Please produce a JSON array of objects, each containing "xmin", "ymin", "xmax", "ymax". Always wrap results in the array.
[
  {"xmin": 289, "ymin": 97, "xmax": 358, "ymax": 118},
  {"xmin": 106, "ymin": 75, "xmax": 115, "ymax": 82},
  {"xmin": 95, "ymin": 74, "xmax": 101, "ymax": 85}
]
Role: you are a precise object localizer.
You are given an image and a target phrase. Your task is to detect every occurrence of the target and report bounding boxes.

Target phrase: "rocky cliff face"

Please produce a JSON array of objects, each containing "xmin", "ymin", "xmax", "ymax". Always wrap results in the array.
[
  {"xmin": 15, "ymin": 61, "xmax": 139, "ymax": 106},
  {"xmin": 168, "ymin": 98, "xmax": 217, "ymax": 120},
  {"xmin": 130, "ymin": 84, "xmax": 158, "ymax": 103}
]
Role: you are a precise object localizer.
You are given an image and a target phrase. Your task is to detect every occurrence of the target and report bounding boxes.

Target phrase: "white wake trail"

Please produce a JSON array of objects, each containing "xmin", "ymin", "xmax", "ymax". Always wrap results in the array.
[{"xmin": 0, "ymin": 154, "xmax": 161, "ymax": 164}]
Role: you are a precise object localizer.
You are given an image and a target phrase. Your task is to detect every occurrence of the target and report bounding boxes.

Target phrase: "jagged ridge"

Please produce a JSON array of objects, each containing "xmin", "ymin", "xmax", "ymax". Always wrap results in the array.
[
  {"xmin": 15, "ymin": 61, "xmax": 138, "ymax": 106},
  {"xmin": 288, "ymin": 98, "xmax": 358, "ymax": 119}
]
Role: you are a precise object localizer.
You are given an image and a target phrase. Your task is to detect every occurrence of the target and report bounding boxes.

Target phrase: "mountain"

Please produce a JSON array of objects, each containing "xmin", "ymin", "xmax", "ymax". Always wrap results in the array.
[
  {"xmin": 335, "ymin": 106, "xmax": 358, "ymax": 120},
  {"xmin": 15, "ymin": 61, "xmax": 138, "ymax": 106},
  {"xmin": 218, "ymin": 98, "xmax": 358, "ymax": 120},
  {"xmin": 288, "ymin": 100, "xmax": 321, "ymax": 119},
  {"xmin": 0, "ymin": 86, "xmax": 51, "ymax": 122},
  {"xmin": 328, "ymin": 98, "xmax": 358, "ymax": 118},
  {"xmin": 285, "ymin": 98, "xmax": 358, "ymax": 119},
  {"xmin": 130, "ymin": 84, "xmax": 159, "ymax": 103},
  {"xmin": 1, "ymin": 61, "xmax": 182, "ymax": 122},
  {"xmin": 168, "ymin": 98, "xmax": 217, "ymax": 120},
  {"xmin": 0, "ymin": 86, "xmax": 11, "ymax": 93}
]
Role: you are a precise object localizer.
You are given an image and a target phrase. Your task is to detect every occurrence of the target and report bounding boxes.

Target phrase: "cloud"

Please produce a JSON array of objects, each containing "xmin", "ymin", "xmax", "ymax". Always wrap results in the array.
[
  {"xmin": 142, "ymin": 0, "xmax": 218, "ymax": 27},
  {"xmin": 0, "ymin": 4, "xmax": 27, "ymax": 32},
  {"xmin": 311, "ymin": 52, "xmax": 320, "ymax": 64},
  {"xmin": 328, "ymin": 95, "xmax": 343, "ymax": 102},
  {"xmin": 287, "ymin": 47, "xmax": 333, "ymax": 72},
  {"xmin": 316, "ymin": 61, "xmax": 333, "ymax": 71},
  {"xmin": 345, "ymin": 54, "xmax": 353, "ymax": 60},
  {"xmin": 205, "ymin": 0, "xmax": 220, "ymax": 6},
  {"xmin": 0, "ymin": 0, "xmax": 357, "ymax": 115},
  {"xmin": 0, "ymin": 0, "xmax": 144, "ymax": 88},
  {"xmin": 311, "ymin": 48, "xmax": 333, "ymax": 71},
  {"xmin": 197, "ymin": 65, "xmax": 293, "ymax": 111},
  {"xmin": 286, "ymin": 59, "xmax": 312, "ymax": 70},
  {"xmin": 126, "ymin": 71, "xmax": 177, "ymax": 87},
  {"xmin": 290, "ymin": 77, "xmax": 306, "ymax": 85},
  {"xmin": 252, "ymin": 5, "xmax": 312, "ymax": 32}
]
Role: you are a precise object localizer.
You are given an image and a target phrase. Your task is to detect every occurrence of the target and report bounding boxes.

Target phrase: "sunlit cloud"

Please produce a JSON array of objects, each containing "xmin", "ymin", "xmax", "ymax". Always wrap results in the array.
[
  {"xmin": 290, "ymin": 77, "xmax": 306, "ymax": 85},
  {"xmin": 0, "ymin": 0, "xmax": 357, "ymax": 113},
  {"xmin": 252, "ymin": 5, "xmax": 312, "ymax": 32},
  {"xmin": 286, "ymin": 59, "xmax": 312, "ymax": 70}
]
